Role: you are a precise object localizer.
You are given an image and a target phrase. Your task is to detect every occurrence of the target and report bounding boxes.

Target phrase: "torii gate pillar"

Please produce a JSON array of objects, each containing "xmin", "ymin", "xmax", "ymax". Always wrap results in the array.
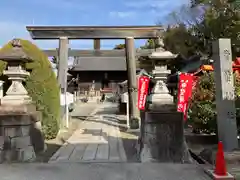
[
  {"xmin": 58, "ymin": 37, "xmax": 69, "ymax": 93},
  {"xmin": 125, "ymin": 37, "xmax": 140, "ymax": 128}
]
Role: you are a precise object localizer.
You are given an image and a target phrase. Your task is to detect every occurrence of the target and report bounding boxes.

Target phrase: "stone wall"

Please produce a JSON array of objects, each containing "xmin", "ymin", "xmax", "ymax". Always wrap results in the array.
[{"xmin": 0, "ymin": 112, "xmax": 44, "ymax": 163}]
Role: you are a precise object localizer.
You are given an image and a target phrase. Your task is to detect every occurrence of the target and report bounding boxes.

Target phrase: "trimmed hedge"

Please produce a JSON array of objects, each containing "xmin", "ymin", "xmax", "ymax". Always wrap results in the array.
[{"xmin": 0, "ymin": 39, "xmax": 60, "ymax": 140}]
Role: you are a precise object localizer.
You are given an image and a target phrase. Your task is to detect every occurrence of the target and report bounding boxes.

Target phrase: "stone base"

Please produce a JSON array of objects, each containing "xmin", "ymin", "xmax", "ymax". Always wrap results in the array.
[
  {"xmin": 1, "ymin": 95, "xmax": 32, "ymax": 106},
  {"xmin": 140, "ymin": 111, "xmax": 192, "ymax": 163},
  {"xmin": 150, "ymin": 93, "xmax": 173, "ymax": 101},
  {"xmin": 140, "ymin": 144, "xmax": 158, "ymax": 163},
  {"xmin": 206, "ymin": 170, "xmax": 234, "ymax": 180},
  {"xmin": 1, "ymin": 145, "xmax": 36, "ymax": 163},
  {"xmin": 0, "ymin": 106, "xmax": 43, "ymax": 163},
  {"xmin": 0, "ymin": 103, "xmax": 36, "ymax": 115},
  {"xmin": 149, "ymin": 94, "xmax": 175, "ymax": 111},
  {"xmin": 0, "ymin": 120, "xmax": 36, "ymax": 163},
  {"xmin": 149, "ymin": 103, "xmax": 176, "ymax": 112}
]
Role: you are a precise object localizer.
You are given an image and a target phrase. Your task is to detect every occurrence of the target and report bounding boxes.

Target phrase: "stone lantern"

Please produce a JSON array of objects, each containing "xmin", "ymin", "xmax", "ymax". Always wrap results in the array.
[
  {"xmin": 148, "ymin": 39, "xmax": 177, "ymax": 110},
  {"xmin": 0, "ymin": 39, "xmax": 33, "ymax": 105},
  {"xmin": 0, "ymin": 39, "xmax": 44, "ymax": 163},
  {"xmin": 140, "ymin": 39, "xmax": 192, "ymax": 163}
]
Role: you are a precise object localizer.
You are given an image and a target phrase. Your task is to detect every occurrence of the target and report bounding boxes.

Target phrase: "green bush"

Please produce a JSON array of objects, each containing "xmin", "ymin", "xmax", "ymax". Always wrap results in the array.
[
  {"xmin": 188, "ymin": 72, "xmax": 240, "ymax": 134},
  {"xmin": 0, "ymin": 39, "xmax": 60, "ymax": 140},
  {"xmin": 188, "ymin": 72, "xmax": 217, "ymax": 133}
]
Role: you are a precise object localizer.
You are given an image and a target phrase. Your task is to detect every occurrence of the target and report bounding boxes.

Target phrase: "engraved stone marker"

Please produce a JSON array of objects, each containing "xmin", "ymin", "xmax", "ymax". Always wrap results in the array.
[{"xmin": 213, "ymin": 38, "xmax": 238, "ymax": 151}]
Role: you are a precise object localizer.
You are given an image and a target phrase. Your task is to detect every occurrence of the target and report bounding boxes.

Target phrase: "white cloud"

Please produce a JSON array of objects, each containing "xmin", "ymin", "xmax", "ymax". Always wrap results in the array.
[{"xmin": 109, "ymin": 11, "xmax": 137, "ymax": 18}]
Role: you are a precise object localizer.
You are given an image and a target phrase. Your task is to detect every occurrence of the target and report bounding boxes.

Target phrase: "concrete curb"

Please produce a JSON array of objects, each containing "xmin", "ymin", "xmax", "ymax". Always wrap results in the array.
[{"xmin": 189, "ymin": 149, "xmax": 236, "ymax": 179}]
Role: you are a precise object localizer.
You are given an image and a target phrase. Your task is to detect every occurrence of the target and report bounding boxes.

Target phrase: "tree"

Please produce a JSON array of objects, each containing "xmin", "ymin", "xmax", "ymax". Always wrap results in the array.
[
  {"xmin": 113, "ymin": 44, "xmax": 125, "ymax": 49},
  {"xmin": 160, "ymin": 0, "xmax": 239, "ymax": 59},
  {"xmin": 189, "ymin": 0, "xmax": 240, "ymax": 58},
  {"xmin": 140, "ymin": 39, "xmax": 156, "ymax": 49},
  {"xmin": 0, "ymin": 39, "xmax": 60, "ymax": 140},
  {"xmin": 163, "ymin": 24, "xmax": 201, "ymax": 59}
]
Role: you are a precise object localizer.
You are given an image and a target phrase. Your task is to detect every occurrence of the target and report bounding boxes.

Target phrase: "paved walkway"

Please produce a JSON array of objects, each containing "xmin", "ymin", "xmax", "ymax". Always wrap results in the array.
[
  {"xmin": 70, "ymin": 101, "xmax": 99, "ymax": 117},
  {"xmin": 46, "ymin": 102, "xmax": 211, "ymax": 179},
  {"xmin": 0, "ymin": 163, "xmax": 211, "ymax": 180},
  {"xmin": 49, "ymin": 103, "xmax": 127, "ymax": 163}
]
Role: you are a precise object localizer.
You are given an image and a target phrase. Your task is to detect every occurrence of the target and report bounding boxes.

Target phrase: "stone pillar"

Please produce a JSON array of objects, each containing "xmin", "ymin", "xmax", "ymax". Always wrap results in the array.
[
  {"xmin": 94, "ymin": 39, "xmax": 101, "ymax": 50},
  {"xmin": 213, "ymin": 38, "xmax": 238, "ymax": 151},
  {"xmin": 58, "ymin": 37, "xmax": 69, "ymax": 93},
  {"xmin": 0, "ymin": 81, "xmax": 4, "ymax": 99},
  {"xmin": 55, "ymin": 52, "xmax": 60, "ymax": 79},
  {"xmin": 149, "ymin": 65, "xmax": 174, "ymax": 110},
  {"xmin": 125, "ymin": 37, "xmax": 140, "ymax": 128}
]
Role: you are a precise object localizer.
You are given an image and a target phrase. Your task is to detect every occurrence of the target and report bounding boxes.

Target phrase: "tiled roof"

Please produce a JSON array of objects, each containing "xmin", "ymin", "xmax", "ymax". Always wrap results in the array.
[{"xmin": 71, "ymin": 57, "xmax": 127, "ymax": 71}]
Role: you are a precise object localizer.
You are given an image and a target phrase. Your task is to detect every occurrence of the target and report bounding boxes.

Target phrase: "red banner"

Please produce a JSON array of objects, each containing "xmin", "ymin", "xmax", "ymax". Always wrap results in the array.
[
  {"xmin": 177, "ymin": 73, "xmax": 194, "ymax": 121},
  {"xmin": 137, "ymin": 76, "xmax": 150, "ymax": 110}
]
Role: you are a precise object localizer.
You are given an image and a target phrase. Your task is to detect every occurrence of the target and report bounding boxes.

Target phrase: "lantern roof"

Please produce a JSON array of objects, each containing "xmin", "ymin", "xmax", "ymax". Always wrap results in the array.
[
  {"xmin": 149, "ymin": 48, "xmax": 177, "ymax": 59},
  {"xmin": 0, "ymin": 39, "xmax": 33, "ymax": 63}
]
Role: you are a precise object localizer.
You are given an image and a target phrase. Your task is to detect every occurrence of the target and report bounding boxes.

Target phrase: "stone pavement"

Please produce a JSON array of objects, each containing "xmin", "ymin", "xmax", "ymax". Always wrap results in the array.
[
  {"xmin": 49, "ymin": 102, "xmax": 127, "ymax": 163},
  {"xmin": 70, "ymin": 101, "xmax": 99, "ymax": 117},
  {"xmin": 45, "ymin": 102, "xmax": 211, "ymax": 179},
  {"xmin": 0, "ymin": 163, "xmax": 211, "ymax": 180}
]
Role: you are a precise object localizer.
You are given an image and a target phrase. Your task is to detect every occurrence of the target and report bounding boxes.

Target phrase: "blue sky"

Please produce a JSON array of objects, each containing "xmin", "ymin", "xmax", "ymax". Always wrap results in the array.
[{"xmin": 0, "ymin": 0, "xmax": 189, "ymax": 50}]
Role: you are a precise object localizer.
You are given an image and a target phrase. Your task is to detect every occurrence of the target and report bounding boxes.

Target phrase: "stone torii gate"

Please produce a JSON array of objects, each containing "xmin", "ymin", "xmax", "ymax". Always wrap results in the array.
[{"xmin": 26, "ymin": 25, "xmax": 163, "ymax": 128}]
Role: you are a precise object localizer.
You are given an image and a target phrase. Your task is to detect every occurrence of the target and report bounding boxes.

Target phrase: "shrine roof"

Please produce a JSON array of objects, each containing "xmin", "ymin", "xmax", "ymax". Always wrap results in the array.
[
  {"xmin": 70, "ymin": 57, "xmax": 127, "ymax": 71},
  {"xmin": 26, "ymin": 25, "xmax": 163, "ymax": 39}
]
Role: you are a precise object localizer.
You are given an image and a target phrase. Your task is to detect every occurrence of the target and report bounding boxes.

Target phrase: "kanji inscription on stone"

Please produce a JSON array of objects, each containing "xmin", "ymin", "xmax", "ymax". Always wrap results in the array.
[
  {"xmin": 223, "ymin": 49, "xmax": 231, "ymax": 61},
  {"xmin": 12, "ymin": 82, "xmax": 17, "ymax": 92},
  {"xmin": 224, "ymin": 70, "xmax": 232, "ymax": 83}
]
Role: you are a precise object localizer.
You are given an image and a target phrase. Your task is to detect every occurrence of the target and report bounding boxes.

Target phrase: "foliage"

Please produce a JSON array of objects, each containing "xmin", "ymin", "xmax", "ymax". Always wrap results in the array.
[
  {"xmin": 113, "ymin": 44, "xmax": 125, "ymax": 49},
  {"xmin": 188, "ymin": 72, "xmax": 216, "ymax": 133},
  {"xmin": 51, "ymin": 56, "xmax": 58, "ymax": 69},
  {"xmin": 160, "ymin": 0, "xmax": 239, "ymax": 60},
  {"xmin": 0, "ymin": 39, "xmax": 60, "ymax": 140},
  {"xmin": 188, "ymin": 71, "xmax": 240, "ymax": 134},
  {"xmin": 140, "ymin": 39, "xmax": 157, "ymax": 49},
  {"xmin": 163, "ymin": 24, "xmax": 202, "ymax": 59}
]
